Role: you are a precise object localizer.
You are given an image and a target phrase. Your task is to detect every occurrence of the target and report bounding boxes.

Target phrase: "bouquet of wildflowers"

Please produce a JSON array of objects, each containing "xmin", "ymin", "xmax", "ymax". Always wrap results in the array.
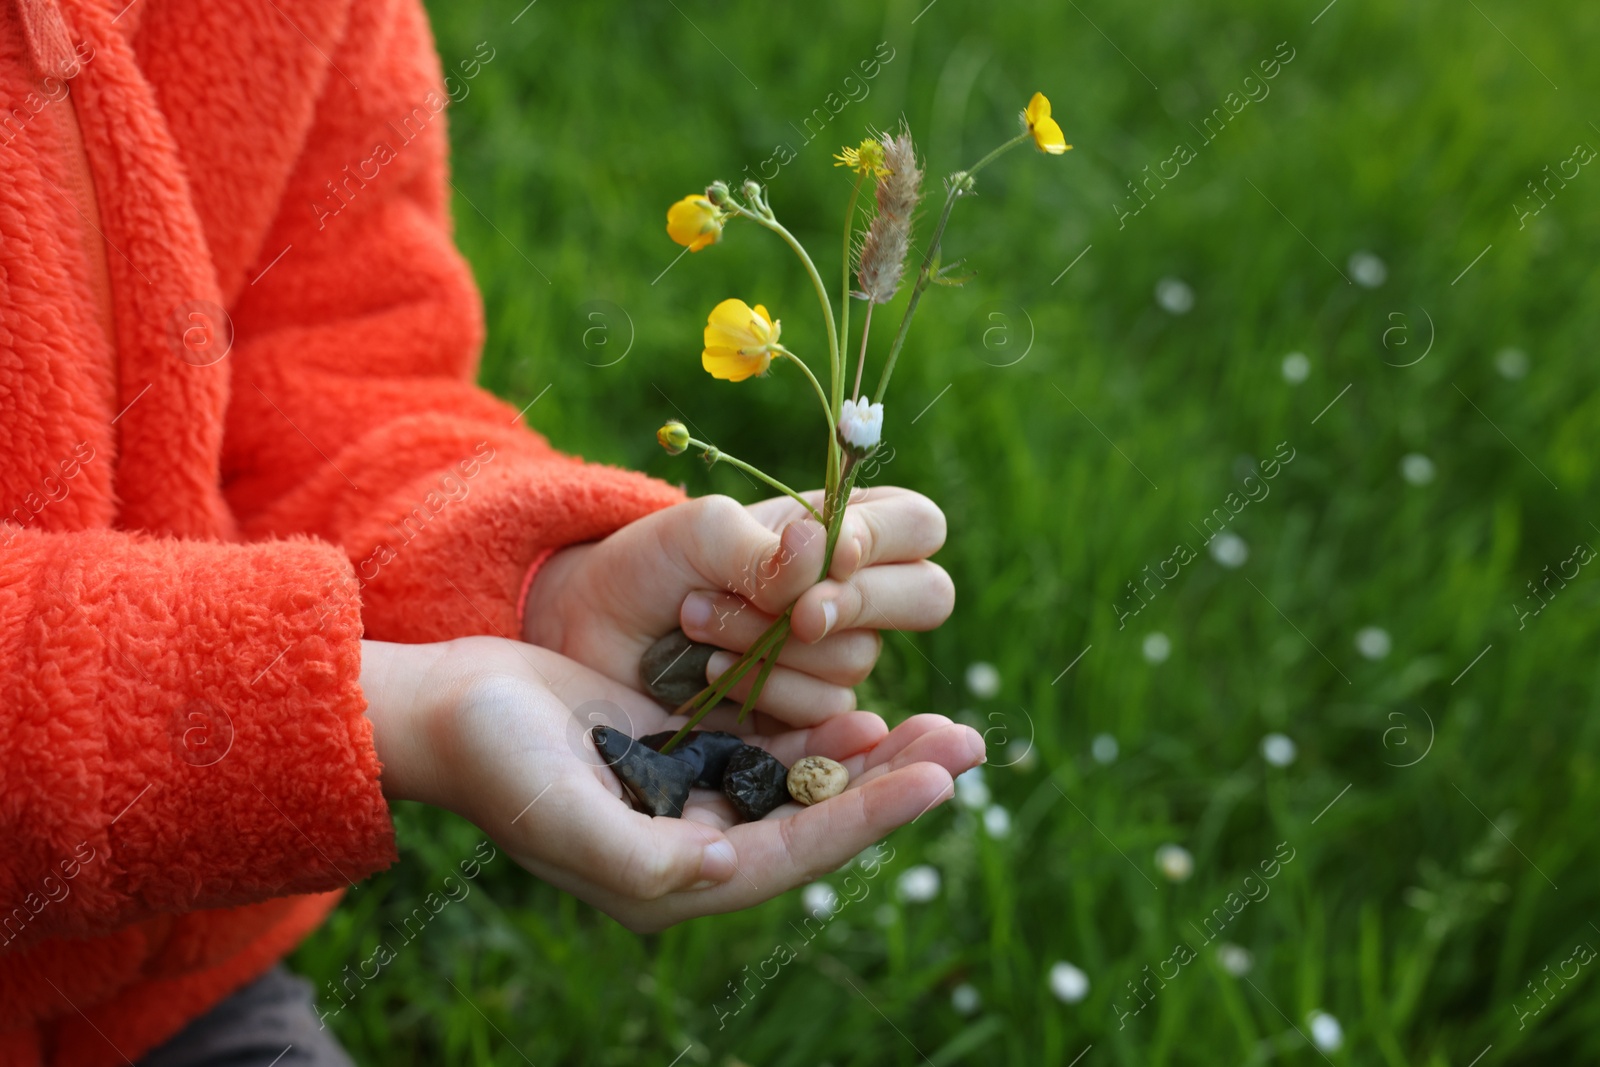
[{"xmin": 654, "ymin": 93, "xmax": 1070, "ymax": 751}]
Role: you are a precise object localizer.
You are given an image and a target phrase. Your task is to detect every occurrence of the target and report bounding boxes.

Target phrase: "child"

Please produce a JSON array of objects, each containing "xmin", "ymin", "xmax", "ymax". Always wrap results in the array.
[{"xmin": 0, "ymin": 0, "xmax": 980, "ymax": 1063}]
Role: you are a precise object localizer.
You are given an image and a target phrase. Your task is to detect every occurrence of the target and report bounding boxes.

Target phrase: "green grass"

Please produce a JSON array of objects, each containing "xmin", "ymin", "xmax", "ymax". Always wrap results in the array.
[{"xmin": 291, "ymin": 0, "xmax": 1600, "ymax": 1062}]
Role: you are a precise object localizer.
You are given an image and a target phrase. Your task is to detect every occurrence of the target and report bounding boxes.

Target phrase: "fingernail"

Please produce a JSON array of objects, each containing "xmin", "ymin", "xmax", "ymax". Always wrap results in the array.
[
  {"xmin": 682, "ymin": 591, "xmax": 714, "ymax": 632},
  {"xmin": 707, "ymin": 650, "xmax": 736, "ymax": 679},
  {"xmin": 699, "ymin": 839, "xmax": 737, "ymax": 885},
  {"xmin": 820, "ymin": 600, "xmax": 838, "ymax": 638}
]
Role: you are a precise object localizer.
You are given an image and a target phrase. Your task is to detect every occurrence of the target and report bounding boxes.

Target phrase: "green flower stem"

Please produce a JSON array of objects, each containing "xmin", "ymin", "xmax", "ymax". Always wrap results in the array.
[
  {"xmin": 685, "ymin": 436, "xmax": 822, "ymax": 524},
  {"xmin": 725, "ymin": 197, "xmax": 844, "ymax": 500},
  {"xmin": 775, "ymin": 347, "xmax": 836, "ymax": 441},
  {"xmin": 852, "ymin": 302, "xmax": 874, "ymax": 402},
  {"xmin": 838, "ymin": 172, "xmax": 865, "ymax": 380},
  {"xmin": 872, "ymin": 133, "xmax": 1030, "ymax": 405}
]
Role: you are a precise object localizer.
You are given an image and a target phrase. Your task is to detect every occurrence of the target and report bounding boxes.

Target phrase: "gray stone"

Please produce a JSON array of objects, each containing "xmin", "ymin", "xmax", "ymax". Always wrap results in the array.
[{"xmin": 639, "ymin": 628, "xmax": 718, "ymax": 710}]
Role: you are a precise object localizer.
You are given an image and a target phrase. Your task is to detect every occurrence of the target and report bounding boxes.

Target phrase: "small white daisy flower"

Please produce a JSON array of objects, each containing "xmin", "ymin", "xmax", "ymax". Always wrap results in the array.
[
  {"xmin": 897, "ymin": 865, "xmax": 941, "ymax": 903},
  {"xmin": 965, "ymin": 661, "xmax": 1001, "ymax": 700},
  {"xmin": 1308, "ymin": 1011, "xmax": 1344, "ymax": 1052},
  {"xmin": 1048, "ymin": 961, "xmax": 1090, "ymax": 1003},
  {"xmin": 1261, "ymin": 732, "xmax": 1297, "ymax": 767},
  {"xmin": 1142, "ymin": 632, "xmax": 1171, "ymax": 664},
  {"xmin": 1091, "ymin": 733, "xmax": 1119, "ymax": 764},
  {"xmin": 1355, "ymin": 626, "xmax": 1391, "ymax": 660},
  {"xmin": 1281, "ymin": 351, "xmax": 1310, "ymax": 384},
  {"xmin": 1209, "ymin": 531, "xmax": 1249, "ymax": 569},
  {"xmin": 1155, "ymin": 277, "xmax": 1194, "ymax": 315},
  {"xmin": 955, "ymin": 767, "xmax": 990, "ymax": 810},
  {"xmin": 983, "ymin": 804, "xmax": 1012, "ymax": 838},
  {"xmin": 1155, "ymin": 843, "xmax": 1194, "ymax": 883},
  {"xmin": 802, "ymin": 882, "xmax": 838, "ymax": 918},
  {"xmin": 1399, "ymin": 453, "xmax": 1435, "ymax": 485},
  {"xmin": 952, "ymin": 983, "xmax": 981, "ymax": 1015},
  {"xmin": 1348, "ymin": 251, "xmax": 1387, "ymax": 288},
  {"xmin": 837, "ymin": 398, "xmax": 884, "ymax": 452},
  {"xmin": 1216, "ymin": 943, "xmax": 1253, "ymax": 976},
  {"xmin": 1494, "ymin": 346, "xmax": 1529, "ymax": 380}
]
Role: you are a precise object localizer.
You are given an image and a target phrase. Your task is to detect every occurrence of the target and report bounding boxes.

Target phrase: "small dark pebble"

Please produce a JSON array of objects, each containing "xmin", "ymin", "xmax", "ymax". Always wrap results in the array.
[
  {"xmin": 641, "ymin": 730, "xmax": 746, "ymax": 789},
  {"xmin": 722, "ymin": 745, "xmax": 791, "ymax": 821},
  {"xmin": 590, "ymin": 726, "xmax": 696, "ymax": 818},
  {"xmin": 639, "ymin": 629, "xmax": 718, "ymax": 710}
]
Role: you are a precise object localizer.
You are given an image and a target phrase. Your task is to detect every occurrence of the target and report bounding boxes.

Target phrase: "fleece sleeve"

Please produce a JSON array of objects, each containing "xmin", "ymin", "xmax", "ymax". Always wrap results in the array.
[
  {"xmin": 0, "ymin": 528, "xmax": 394, "ymax": 952},
  {"xmin": 220, "ymin": 0, "xmax": 683, "ymax": 646}
]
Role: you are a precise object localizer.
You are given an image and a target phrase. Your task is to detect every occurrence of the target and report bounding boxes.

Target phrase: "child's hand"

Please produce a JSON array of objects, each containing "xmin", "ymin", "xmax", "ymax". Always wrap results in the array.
[
  {"xmin": 361, "ymin": 636, "xmax": 983, "ymax": 932},
  {"xmin": 522, "ymin": 488, "xmax": 952, "ymax": 724}
]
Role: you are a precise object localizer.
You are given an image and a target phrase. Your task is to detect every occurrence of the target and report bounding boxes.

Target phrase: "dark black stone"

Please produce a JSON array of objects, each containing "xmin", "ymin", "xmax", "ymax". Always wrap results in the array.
[
  {"xmin": 721, "ymin": 745, "xmax": 791, "ymax": 821},
  {"xmin": 641, "ymin": 730, "xmax": 747, "ymax": 789},
  {"xmin": 639, "ymin": 628, "xmax": 717, "ymax": 710},
  {"xmin": 590, "ymin": 726, "xmax": 696, "ymax": 818}
]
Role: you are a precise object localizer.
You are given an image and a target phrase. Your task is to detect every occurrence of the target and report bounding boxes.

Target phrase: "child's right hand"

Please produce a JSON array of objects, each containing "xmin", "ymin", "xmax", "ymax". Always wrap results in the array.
[{"xmin": 360, "ymin": 636, "xmax": 983, "ymax": 932}]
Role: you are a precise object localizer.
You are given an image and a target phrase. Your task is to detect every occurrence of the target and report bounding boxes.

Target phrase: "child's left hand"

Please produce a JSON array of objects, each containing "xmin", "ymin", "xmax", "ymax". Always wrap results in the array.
[{"xmin": 521, "ymin": 487, "xmax": 952, "ymax": 724}]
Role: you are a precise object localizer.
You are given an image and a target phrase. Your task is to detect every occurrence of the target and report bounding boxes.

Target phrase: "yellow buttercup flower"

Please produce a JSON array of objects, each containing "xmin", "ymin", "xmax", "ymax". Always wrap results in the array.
[
  {"xmin": 1024, "ymin": 92, "xmax": 1070, "ymax": 155},
  {"xmin": 667, "ymin": 194, "xmax": 726, "ymax": 252},
  {"xmin": 702, "ymin": 299, "xmax": 781, "ymax": 382},
  {"xmin": 834, "ymin": 138, "xmax": 891, "ymax": 179}
]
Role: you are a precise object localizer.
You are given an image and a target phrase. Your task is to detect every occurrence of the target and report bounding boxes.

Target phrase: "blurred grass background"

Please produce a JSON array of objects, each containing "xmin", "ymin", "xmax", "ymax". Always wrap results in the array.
[{"xmin": 291, "ymin": 0, "xmax": 1600, "ymax": 1062}]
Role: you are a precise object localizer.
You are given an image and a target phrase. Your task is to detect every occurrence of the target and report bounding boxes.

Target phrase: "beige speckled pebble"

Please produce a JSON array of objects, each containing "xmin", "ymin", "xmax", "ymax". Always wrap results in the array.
[{"xmin": 787, "ymin": 755, "xmax": 849, "ymax": 805}]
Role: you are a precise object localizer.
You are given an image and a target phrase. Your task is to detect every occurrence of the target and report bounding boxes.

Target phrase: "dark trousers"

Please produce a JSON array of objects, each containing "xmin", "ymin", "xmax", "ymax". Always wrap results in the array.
[{"xmin": 135, "ymin": 967, "xmax": 353, "ymax": 1067}]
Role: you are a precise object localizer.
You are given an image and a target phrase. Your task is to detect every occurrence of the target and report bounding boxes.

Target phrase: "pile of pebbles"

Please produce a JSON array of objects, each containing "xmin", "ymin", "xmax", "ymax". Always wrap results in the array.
[
  {"xmin": 607, "ymin": 628, "xmax": 849, "ymax": 821},
  {"xmin": 590, "ymin": 726, "xmax": 848, "ymax": 821}
]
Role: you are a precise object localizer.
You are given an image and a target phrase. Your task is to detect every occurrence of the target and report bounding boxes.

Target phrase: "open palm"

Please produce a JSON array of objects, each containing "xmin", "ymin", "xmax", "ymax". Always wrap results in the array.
[{"xmin": 416, "ymin": 635, "xmax": 983, "ymax": 932}]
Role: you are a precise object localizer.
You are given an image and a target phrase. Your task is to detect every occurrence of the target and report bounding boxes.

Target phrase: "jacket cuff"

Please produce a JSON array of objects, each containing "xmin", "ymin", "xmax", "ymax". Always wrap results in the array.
[{"xmin": 2, "ymin": 531, "xmax": 394, "ymax": 945}]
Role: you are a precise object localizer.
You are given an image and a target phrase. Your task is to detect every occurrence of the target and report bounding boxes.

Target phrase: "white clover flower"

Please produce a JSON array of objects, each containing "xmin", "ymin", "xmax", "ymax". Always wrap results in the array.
[
  {"xmin": 1142, "ymin": 632, "xmax": 1171, "ymax": 664},
  {"xmin": 1155, "ymin": 277, "xmax": 1194, "ymax": 315},
  {"xmin": 1048, "ymin": 961, "xmax": 1090, "ymax": 1003},
  {"xmin": 965, "ymin": 661, "xmax": 1001, "ymax": 700},
  {"xmin": 897, "ymin": 864, "xmax": 941, "ymax": 903},
  {"xmin": 1308, "ymin": 1011, "xmax": 1344, "ymax": 1052},
  {"xmin": 1281, "ymin": 351, "xmax": 1310, "ymax": 384},
  {"xmin": 1261, "ymin": 733, "xmax": 1297, "ymax": 767},
  {"xmin": 955, "ymin": 766, "xmax": 990, "ymax": 810},
  {"xmin": 838, "ymin": 398, "xmax": 884, "ymax": 451},
  {"xmin": 1399, "ymin": 453, "xmax": 1435, "ymax": 486},
  {"xmin": 1090, "ymin": 733, "xmax": 1119, "ymax": 764},
  {"xmin": 1155, "ymin": 843, "xmax": 1194, "ymax": 883},
  {"xmin": 1355, "ymin": 626, "xmax": 1392, "ymax": 660},
  {"xmin": 1216, "ymin": 943, "xmax": 1253, "ymax": 976},
  {"xmin": 1495, "ymin": 346, "xmax": 1529, "ymax": 380},
  {"xmin": 1209, "ymin": 531, "xmax": 1249, "ymax": 569},
  {"xmin": 1348, "ymin": 251, "xmax": 1387, "ymax": 288},
  {"xmin": 951, "ymin": 983, "xmax": 982, "ymax": 1015},
  {"xmin": 982, "ymin": 804, "xmax": 1012, "ymax": 838},
  {"xmin": 802, "ymin": 882, "xmax": 838, "ymax": 918}
]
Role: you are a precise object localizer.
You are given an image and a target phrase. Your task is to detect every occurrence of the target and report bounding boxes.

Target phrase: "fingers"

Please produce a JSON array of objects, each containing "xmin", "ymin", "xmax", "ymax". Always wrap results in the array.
[
  {"xmin": 679, "ymin": 761, "xmax": 956, "ymax": 916},
  {"xmin": 683, "ymin": 591, "xmax": 882, "ymax": 685},
  {"xmin": 704, "ymin": 650, "xmax": 857, "ymax": 726},
  {"xmin": 790, "ymin": 561, "xmax": 955, "ymax": 644},
  {"xmin": 824, "ymin": 488, "xmax": 948, "ymax": 581}
]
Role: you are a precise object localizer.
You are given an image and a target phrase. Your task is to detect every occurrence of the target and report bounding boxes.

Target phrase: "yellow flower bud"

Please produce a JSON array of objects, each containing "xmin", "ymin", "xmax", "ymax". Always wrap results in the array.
[
  {"xmin": 666, "ymin": 194, "xmax": 726, "ymax": 252},
  {"xmin": 656, "ymin": 420, "xmax": 690, "ymax": 455}
]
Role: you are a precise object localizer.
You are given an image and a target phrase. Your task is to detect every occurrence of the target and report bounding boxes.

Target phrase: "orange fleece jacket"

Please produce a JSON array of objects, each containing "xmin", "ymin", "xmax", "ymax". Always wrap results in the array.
[{"xmin": 0, "ymin": 0, "xmax": 682, "ymax": 1062}]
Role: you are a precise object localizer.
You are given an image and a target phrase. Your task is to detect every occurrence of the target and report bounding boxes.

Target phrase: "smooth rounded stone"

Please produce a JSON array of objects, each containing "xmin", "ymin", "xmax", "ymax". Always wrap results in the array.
[
  {"xmin": 639, "ymin": 629, "xmax": 717, "ymax": 710},
  {"xmin": 590, "ymin": 726, "xmax": 696, "ymax": 818},
  {"xmin": 640, "ymin": 729, "xmax": 746, "ymax": 789},
  {"xmin": 721, "ymin": 745, "xmax": 791, "ymax": 822},
  {"xmin": 787, "ymin": 755, "xmax": 849, "ymax": 805}
]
